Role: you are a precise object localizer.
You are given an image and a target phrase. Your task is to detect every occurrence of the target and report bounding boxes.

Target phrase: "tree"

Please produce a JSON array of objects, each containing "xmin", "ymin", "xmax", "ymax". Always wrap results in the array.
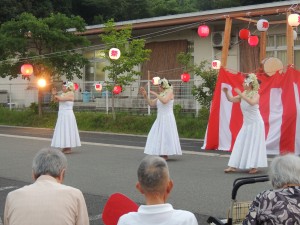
[
  {"xmin": 0, "ymin": 12, "xmax": 90, "ymax": 115},
  {"xmin": 0, "ymin": 0, "xmax": 72, "ymax": 23},
  {"xmin": 100, "ymin": 19, "xmax": 151, "ymax": 119},
  {"xmin": 177, "ymin": 52, "xmax": 217, "ymax": 110},
  {"xmin": 192, "ymin": 61, "xmax": 218, "ymax": 110}
]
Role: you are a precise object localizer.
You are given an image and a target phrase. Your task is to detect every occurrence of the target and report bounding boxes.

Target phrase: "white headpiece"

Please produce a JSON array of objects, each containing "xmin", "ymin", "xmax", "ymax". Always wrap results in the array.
[{"xmin": 63, "ymin": 81, "xmax": 75, "ymax": 91}]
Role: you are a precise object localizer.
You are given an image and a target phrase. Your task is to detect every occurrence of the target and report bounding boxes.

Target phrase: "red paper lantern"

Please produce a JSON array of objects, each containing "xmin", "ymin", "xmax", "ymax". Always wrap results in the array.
[
  {"xmin": 113, "ymin": 85, "xmax": 122, "ymax": 94},
  {"xmin": 239, "ymin": 29, "xmax": 250, "ymax": 40},
  {"xmin": 197, "ymin": 25, "xmax": 209, "ymax": 38},
  {"xmin": 21, "ymin": 64, "xmax": 33, "ymax": 76},
  {"xmin": 74, "ymin": 83, "xmax": 79, "ymax": 91},
  {"xmin": 248, "ymin": 35, "xmax": 259, "ymax": 47},
  {"xmin": 181, "ymin": 73, "xmax": 190, "ymax": 82}
]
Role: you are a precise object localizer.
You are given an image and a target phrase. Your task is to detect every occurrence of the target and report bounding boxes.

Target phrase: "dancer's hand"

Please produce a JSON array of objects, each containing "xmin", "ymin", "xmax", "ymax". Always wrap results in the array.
[
  {"xmin": 223, "ymin": 87, "xmax": 228, "ymax": 93},
  {"xmin": 234, "ymin": 88, "xmax": 242, "ymax": 95},
  {"xmin": 139, "ymin": 87, "xmax": 147, "ymax": 97},
  {"xmin": 52, "ymin": 87, "xmax": 57, "ymax": 95},
  {"xmin": 150, "ymin": 90, "xmax": 158, "ymax": 97}
]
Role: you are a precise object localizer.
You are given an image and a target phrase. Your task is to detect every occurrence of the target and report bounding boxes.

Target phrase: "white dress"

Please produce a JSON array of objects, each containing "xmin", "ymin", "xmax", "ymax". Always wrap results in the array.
[
  {"xmin": 144, "ymin": 99, "xmax": 182, "ymax": 156},
  {"xmin": 51, "ymin": 101, "xmax": 81, "ymax": 148},
  {"xmin": 228, "ymin": 99, "xmax": 267, "ymax": 169}
]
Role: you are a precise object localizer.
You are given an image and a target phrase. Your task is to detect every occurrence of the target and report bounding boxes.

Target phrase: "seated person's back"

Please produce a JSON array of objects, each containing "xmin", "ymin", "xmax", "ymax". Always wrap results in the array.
[
  {"xmin": 4, "ymin": 148, "xmax": 89, "ymax": 225},
  {"xmin": 243, "ymin": 154, "xmax": 300, "ymax": 225},
  {"xmin": 117, "ymin": 155, "xmax": 198, "ymax": 225}
]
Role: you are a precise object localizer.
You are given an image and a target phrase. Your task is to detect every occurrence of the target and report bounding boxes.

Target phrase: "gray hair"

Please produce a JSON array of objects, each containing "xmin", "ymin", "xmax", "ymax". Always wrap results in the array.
[
  {"xmin": 137, "ymin": 155, "xmax": 170, "ymax": 193},
  {"xmin": 32, "ymin": 148, "xmax": 67, "ymax": 178},
  {"xmin": 269, "ymin": 154, "xmax": 300, "ymax": 189}
]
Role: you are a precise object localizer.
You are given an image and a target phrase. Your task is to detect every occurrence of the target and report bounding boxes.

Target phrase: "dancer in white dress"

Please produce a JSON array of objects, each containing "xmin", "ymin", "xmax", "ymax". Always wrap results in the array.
[
  {"xmin": 51, "ymin": 81, "xmax": 81, "ymax": 154},
  {"xmin": 140, "ymin": 78, "xmax": 182, "ymax": 160},
  {"xmin": 223, "ymin": 73, "xmax": 267, "ymax": 174}
]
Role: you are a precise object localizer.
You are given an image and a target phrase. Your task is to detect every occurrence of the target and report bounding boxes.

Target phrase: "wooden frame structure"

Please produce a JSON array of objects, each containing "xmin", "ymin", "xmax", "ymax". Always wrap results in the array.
[{"xmin": 221, "ymin": 10, "xmax": 297, "ymax": 68}]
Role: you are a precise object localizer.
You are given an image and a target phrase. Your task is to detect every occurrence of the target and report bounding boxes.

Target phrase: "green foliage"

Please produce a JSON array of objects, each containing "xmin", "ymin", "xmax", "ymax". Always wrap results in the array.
[
  {"xmin": 0, "ymin": 107, "xmax": 208, "ymax": 139},
  {"xmin": 0, "ymin": 12, "xmax": 90, "ymax": 80},
  {"xmin": 0, "ymin": 0, "xmax": 286, "ymax": 25},
  {"xmin": 100, "ymin": 19, "xmax": 151, "ymax": 88},
  {"xmin": 192, "ymin": 60, "xmax": 218, "ymax": 109},
  {"xmin": 176, "ymin": 52, "xmax": 194, "ymax": 72},
  {"xmin": 29, "ymin": 102, "xmax": 39, "ymax": 114},
  {"xmin": 176, "ymin": 52, "xmax": 218, "ymax": 110},
  {"xmin": 99, "ymin": 19, "xmax": 151, "ymax": 119},
  {"xmin": 174, "ymin": 104, "xmax": 182, "ymax": 116},
  {"xmin": 49, "ymin": 100, "xmax": 59, "ymax": 111}
]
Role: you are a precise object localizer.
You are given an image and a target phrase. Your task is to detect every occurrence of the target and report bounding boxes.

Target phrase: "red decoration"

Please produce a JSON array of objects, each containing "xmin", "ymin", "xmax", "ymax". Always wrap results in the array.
[
  {"xmin": 288, "ymin": 14, "xmax": 300, "ymax": 27},
  {"xmin": 74, "ymin": 83, "xmax": 79, "ymax": 91},
  {"xmin": 109, "ymin": 48, "xmax": 121, "ymax": 60},
  {"xmin": 239, "ymin": 29, "xmax": 250, "ymax": 40},
  {"xmin": 152, "ymin": 77, "xmax": 160, "ymax": 85},
  {"xmin": 257, "ymin": 19, "xmax": 269, "ymax": 32},
  {"xmin": 113, "ymin": 85, "xmax": 122, "ymax": 94},
  {"xmin": 95, "ymin": 83, "xmax": 102, "ymax": 92},
  {"xmin": 21, "ymin": 64, "xmax": 33, "ymax": 76},
  {"xmin": 212, "ymin": 60, "xmax": 221, "ymax": 69},
  {"xmin": 181, "ymin": 73, "xmax": 190, "ymax": 82},
  {"xmin": 248, "ymin": 35, "xmax": 259, "ymax": 47},
  {"xmin": 197, "ymin": 25, "xmax": 209, "ymax": 38}
]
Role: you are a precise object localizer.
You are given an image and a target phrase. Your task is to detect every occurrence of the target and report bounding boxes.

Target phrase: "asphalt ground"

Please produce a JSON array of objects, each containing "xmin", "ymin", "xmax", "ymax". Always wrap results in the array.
[{"xmin": 0, "ymin": 126, "xmax": 273, "ymax": 225}]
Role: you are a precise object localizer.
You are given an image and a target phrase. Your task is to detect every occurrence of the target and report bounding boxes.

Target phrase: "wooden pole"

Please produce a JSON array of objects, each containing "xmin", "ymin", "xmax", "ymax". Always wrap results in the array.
[
  {"xmin": 286, "ymin": 11, "xmax": 294, "ymax": 66},
  {"xmin": 221, "ymin": 17, "xmax": 232, "ymax": 68},
  {"xmin": 259, "ymin": 31, "xmax": 267, "ymax": 63}
]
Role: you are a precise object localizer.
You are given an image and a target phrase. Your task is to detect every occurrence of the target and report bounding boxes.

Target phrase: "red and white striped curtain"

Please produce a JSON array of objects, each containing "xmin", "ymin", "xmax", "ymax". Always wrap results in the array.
[{"xmin": 202, "ymin": 67, "xmax": 300, "ymax": 155}]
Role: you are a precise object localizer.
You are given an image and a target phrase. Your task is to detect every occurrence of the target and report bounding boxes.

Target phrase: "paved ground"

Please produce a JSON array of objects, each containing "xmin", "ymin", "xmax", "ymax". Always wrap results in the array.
[{"xmin": 0, "ymin": 126, "xmax": 273, "ymax": 224}]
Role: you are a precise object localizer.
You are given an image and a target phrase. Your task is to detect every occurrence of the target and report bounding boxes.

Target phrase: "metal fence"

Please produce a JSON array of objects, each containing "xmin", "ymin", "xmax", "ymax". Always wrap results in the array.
[{"xmin": 0, "ymin": 79, "xmax": 201, "ymax": 115}]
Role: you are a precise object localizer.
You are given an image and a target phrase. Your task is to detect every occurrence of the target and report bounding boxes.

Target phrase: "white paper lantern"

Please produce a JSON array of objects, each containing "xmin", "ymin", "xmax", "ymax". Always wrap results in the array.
[
  {"xmin": 293, "ymin": 30, "xmax": 298, "ymax": 40},
  {"xmin": 257, "ymin": 19, "xmax": 269, "ymax": 32},
  {"xmin": 109, "ymin": 48, "xmax": 121, "ymax": 60},
  {"xmin": 288, "ymin": 14, "xmax": 300, "ymax": 27},
  {"xmin": 152, "ymin": 76, "xmax": 160, "ymax": 85},
  {"xmin": 212, "ymin": 60, "xmax": 221, "ymax": 69}
]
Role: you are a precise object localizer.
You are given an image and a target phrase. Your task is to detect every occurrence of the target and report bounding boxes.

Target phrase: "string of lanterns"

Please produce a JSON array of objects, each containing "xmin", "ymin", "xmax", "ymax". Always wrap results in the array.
[
  {"xmin": 196, "ymin": 13, "xmax": 300, "ymax": 71},
  {"xmin": 20, "ymin": 13, "xmax": 300, "ymax": 88}
]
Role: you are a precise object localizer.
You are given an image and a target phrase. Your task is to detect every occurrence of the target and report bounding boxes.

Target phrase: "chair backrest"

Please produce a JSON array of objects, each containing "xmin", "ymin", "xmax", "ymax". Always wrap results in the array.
[{"xmin": 102, "ymin": 192, "xmax": 139, "ymax": 225}]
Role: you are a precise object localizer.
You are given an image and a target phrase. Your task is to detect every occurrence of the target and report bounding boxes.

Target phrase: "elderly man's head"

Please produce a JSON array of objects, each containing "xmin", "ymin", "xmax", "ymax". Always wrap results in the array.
[
  {"xmin": 136, "ymin": 156, "xmax": 172, "ymax": 195},
  {"xmin": 32, "ymin": 148, "xmax": 67, "ymax": 182},
  {"xmin": 269, "ymin": 154, "xmax": 300, "ymax": 189}
]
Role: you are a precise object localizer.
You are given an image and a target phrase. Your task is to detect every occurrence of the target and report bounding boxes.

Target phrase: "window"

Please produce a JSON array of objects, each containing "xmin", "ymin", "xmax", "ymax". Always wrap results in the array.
[{"xmin": 266, "ymin": 34, "xmax": 300, "ymax": 68}]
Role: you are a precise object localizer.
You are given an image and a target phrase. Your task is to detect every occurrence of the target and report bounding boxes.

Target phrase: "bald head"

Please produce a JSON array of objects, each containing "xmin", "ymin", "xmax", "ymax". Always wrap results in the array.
[{"xmin": 137, "ymin": 156, "xmax": 170, "ymax": 193}]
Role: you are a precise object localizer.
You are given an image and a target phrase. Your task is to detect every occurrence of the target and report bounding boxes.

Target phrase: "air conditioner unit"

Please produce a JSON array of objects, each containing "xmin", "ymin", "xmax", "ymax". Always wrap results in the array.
[{"xmin": 211, "ymin": 32, "xmax": 224, "ymax": 47}]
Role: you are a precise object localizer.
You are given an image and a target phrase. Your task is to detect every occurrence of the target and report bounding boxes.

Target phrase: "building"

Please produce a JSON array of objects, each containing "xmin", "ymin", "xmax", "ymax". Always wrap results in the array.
[{"xmin": 1, "ymin": 1, "xmax": 299, "ymax": 111}]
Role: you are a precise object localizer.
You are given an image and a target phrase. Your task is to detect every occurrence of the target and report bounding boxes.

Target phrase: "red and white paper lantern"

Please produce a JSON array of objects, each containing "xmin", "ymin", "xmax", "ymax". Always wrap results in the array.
[
  {"xmin": 212, "ymin": 60, "xmax": 221, "ymax": 70},
  {"xmin": 257, "ymin": 19, "xmax": 269, "ymax": 32},
  {"xmin": 109, "ymin": 48, "xmax": 121, "ymax": 60},
  {"xmin": 95, "ymin": 83, "xmax": 102, "ymax": 92},
  {"xmin": 152, "ymin": 77, "xmax": 160, "ymax": 85},
  {"xmin": 288, "ymin": 14, "xmax": 300, "ymax": 27}
]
